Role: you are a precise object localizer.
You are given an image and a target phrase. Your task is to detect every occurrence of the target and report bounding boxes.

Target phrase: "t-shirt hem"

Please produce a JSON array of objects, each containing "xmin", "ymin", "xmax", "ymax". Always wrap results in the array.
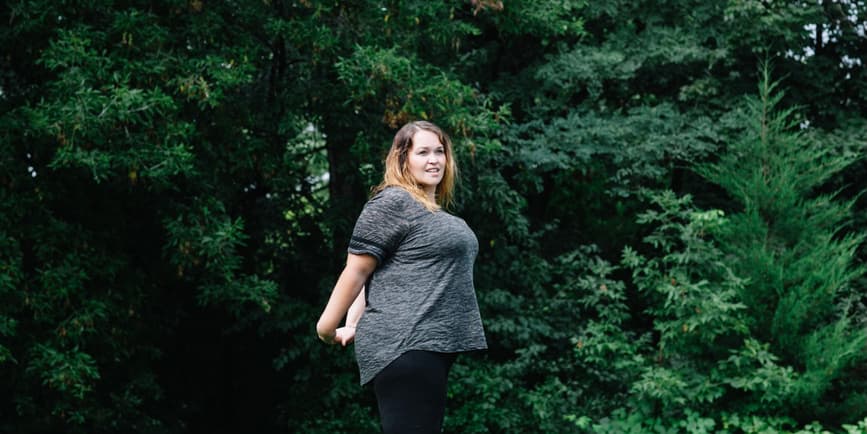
[{"xmin": 358, "ymin": 342, "xmax": 487, "ymax": 386}]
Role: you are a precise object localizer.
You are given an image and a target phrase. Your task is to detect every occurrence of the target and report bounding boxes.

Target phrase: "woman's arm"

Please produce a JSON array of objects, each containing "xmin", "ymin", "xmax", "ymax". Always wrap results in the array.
[
  {"xmin": 331, "ymin": 286, "xmax": 366, "ymax": 346},
  {"xmin": 316, "ymin": 253, "xmax": 376, "ymax": 344},
  {"xmin": 345, "ymin": 286, "xmax": 366, "ymax": 327}
]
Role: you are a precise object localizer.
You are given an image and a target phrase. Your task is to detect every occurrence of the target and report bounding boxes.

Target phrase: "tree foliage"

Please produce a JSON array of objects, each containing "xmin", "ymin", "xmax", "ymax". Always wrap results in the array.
[{"xmin": 1, "ymin": 0, "xmax": 866, "ymax": 433}]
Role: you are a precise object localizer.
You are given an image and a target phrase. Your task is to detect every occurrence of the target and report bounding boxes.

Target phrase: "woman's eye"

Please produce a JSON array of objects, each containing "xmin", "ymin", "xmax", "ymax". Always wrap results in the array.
[{"xmin": 436, "ymin": 149, "xmax": 445, "ymax": 154}]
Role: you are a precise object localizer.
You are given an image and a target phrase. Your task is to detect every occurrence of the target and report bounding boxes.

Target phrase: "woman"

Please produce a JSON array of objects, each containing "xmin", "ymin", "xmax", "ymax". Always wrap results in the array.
[{"xmin": 316, "ymin": 121, "xmax": 487, "ymax": 433}]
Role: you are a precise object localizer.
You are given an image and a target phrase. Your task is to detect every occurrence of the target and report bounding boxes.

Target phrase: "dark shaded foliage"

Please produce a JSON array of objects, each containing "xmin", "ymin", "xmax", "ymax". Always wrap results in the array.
[{"xmin": 1, "ymin": 1, "xmax": 865, "ymax": 433}]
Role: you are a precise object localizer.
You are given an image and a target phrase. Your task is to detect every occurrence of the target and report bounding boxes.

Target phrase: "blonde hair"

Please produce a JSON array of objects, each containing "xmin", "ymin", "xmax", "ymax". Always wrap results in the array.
[{"xmin": 373, "ymin": 121, "xmax": 458, "ymax": 211}]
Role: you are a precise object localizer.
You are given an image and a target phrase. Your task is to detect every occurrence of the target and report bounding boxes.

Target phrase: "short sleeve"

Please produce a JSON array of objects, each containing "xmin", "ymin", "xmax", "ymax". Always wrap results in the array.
[{"xmin": 348, "ymin": 188, "xmax": 411, "ymax": 263}]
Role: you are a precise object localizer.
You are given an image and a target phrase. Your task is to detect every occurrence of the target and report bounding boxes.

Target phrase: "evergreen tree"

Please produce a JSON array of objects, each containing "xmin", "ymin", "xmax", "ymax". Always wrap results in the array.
[{"xmin": 698, "ymin": 65, "xmax": 867, "ymax": 421}]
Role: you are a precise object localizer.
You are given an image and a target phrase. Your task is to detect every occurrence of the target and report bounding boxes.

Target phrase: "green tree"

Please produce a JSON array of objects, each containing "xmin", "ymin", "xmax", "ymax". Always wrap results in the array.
[
  {"xmin": 581, "ymin": 66, "xmax": 867, "ymax": 430},
  {"xmin": 0, "ymin": 1, "xmax": 301, "ymax": 432},
  {"xmin": 698, "ymin": 65, "xmax": 867, "ymax": 421},
  {"xmin": 3, "ymin": 1, "xmax": 867, "ymax": 433}
]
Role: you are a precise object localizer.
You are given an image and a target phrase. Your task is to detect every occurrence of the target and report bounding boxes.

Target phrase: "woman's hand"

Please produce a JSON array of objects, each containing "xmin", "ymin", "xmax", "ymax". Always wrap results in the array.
[
  {"xmin": 316, "ymin": 325, "xmax": 356, "ymax": 346},
  {"xmin": 334, "ymin": 326, "xmax": 357, "ymax": 347}
]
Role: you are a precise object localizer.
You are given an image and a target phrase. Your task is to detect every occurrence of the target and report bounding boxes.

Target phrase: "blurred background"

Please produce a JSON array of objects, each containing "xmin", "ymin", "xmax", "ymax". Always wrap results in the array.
[{"xmin": 2, "ymin": 0, "xmax": 867, "ymax": 432}]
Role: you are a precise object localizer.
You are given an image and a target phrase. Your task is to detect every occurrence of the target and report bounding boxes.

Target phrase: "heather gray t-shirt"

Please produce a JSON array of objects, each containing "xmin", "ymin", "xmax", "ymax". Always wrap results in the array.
[{"xmin": 348, "ymin": 186, "xmax": 488, "ymax": 385}]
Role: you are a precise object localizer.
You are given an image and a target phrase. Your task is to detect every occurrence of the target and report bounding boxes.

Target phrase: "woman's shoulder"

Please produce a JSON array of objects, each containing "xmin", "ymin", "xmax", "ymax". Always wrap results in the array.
[
  {"xmin": 375, "ymin": 185, "xmax": 409, "ymax": 198},
  {"xmin": 366, "ymin": 186, "xmax": 420, "ymax": 213},
  {"xmin": 370, "ymin": 185, "xmax": 412, "ymax": 204}
]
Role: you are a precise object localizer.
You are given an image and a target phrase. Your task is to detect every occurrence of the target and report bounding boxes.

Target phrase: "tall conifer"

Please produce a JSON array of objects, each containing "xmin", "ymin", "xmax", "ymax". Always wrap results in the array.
[{"xmin": 698, "ymin": 64, "xmax": 867, "ymax": 418}]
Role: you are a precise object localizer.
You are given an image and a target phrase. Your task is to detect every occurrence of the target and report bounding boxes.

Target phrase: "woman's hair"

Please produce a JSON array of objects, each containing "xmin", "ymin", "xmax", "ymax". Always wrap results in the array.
[{"xmin": 373, "ymin": 121, "xmax": 458, "ymax": 211}]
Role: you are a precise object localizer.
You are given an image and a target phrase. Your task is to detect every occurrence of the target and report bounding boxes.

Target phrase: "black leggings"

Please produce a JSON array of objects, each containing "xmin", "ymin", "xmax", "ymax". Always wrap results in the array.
[{"xmin": 372, "ymin": 350, "xmax": 457, "ymax": 434}]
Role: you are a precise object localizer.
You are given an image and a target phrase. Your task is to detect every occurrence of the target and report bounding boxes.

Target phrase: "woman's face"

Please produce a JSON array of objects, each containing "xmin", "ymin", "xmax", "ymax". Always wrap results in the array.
[{"xmin": 407, "ymin": 129, "xmax": 446, "ymax": 195}]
